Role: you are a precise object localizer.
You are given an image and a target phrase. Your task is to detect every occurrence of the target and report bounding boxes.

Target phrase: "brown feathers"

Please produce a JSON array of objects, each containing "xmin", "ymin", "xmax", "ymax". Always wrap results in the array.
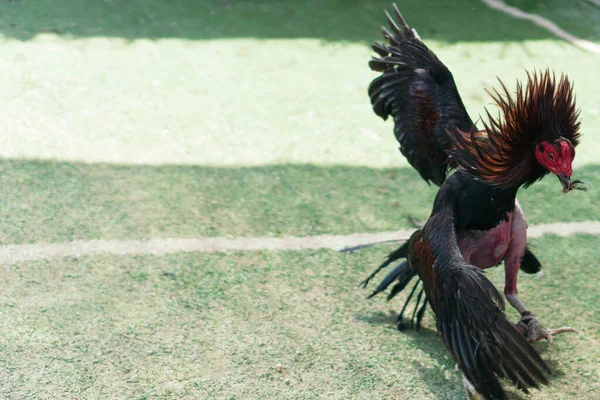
[{"xmin": 448, "ymin": 70, "xmax": 581, "ymax": 188}]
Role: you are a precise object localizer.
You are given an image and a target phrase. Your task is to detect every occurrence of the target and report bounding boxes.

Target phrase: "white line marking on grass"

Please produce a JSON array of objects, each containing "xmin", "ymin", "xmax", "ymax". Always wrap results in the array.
[
  {"xmin": 1, "ymin": 221, "xmax": 600, "ymax": 264},
  {"xmin": 0, "ymin": 230, "xmax": 417, "ymax": 265},
  {"xmin": 527, "ymin": 221, "xmax": 600, "ymax": 237},
  {"xmin": 482, "ymin": 0, "xmax": 600, "ymax": 54}
]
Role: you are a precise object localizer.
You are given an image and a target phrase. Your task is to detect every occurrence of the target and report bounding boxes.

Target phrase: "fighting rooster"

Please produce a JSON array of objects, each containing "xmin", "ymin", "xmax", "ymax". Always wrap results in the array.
[
  {"xmin": 360, "ymin": 13, "xmax": 543, "ymax": 328},
  {"xmin": 362, "ymin": 4, "xmax": 585, "ymax": 399}
]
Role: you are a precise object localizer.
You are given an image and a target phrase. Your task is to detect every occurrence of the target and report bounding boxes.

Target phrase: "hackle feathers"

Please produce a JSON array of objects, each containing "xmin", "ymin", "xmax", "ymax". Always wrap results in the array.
[{"xmin": 448, "ymin": 70, "xmax": 581, "ymax": 188}]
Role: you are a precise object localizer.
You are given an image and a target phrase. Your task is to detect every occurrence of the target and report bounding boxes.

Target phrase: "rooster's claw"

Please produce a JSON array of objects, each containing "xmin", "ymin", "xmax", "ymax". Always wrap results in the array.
[{"xmin": 518, "ymin": 313, "xmax": 577, "ymax": 344}]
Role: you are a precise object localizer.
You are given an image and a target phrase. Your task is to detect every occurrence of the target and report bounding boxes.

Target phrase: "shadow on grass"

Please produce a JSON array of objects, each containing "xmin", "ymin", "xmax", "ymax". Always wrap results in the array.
[
  {"xmin": 0, "ymin": 0, "xmax": 592, "ymax": 43},
  {"xmin": 357, "ymin": 309, "xmax": 566, "ymax": 399},
  {"xmin": 353, "ymin": 310, "xmax": 396, "ymax": 325},
  {"xmin": 0, "ymin": 158, "xmax": 432, "ymax": 244},
  {"xmin": 354, "ymin": 308, "xmax": 460, "ymax": 398},
  {"xmin": 0, "ymin": 158, "xmax": 598, "ymax": 244},
  {"xmin": 398, "ymin": 327, "xmax": 460, "ymax": 399},
  {"xmin": 408, "ymin": 326, "xmax": 567, "ymax": 399}
]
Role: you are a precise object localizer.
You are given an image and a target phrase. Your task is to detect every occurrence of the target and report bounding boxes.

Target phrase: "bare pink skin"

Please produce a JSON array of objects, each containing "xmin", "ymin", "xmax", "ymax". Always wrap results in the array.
[
  {"xmin": 458, "ymin": 200, "xmax": 577, "ymax": 342},
  {"xmin": 457, "ymin": 200, "xmax": 527, "ymax": 307},
  {"xmin": 459, "ymin": 137, "xmax": 576, "ymax": 276},
  {"xmin": 458, "ymin": 212, "xmax": 514, "ymax": 270},
  {"xmin": 453, "ymin": 140, "xmax": 580, "ymax": 342},
  {"xmin": 457, "ymin": 138, "xmax": 576, "ymax": 296}
]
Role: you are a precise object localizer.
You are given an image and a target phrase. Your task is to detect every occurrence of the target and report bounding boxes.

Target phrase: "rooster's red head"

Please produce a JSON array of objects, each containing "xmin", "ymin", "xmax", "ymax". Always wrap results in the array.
[
  {"xmin": 450, "ymin": 70, "xmax": 585, "ymax": 193},
  {"xmin": 535, "ymin": 139, "xmax": 580, "ymax": 192}
]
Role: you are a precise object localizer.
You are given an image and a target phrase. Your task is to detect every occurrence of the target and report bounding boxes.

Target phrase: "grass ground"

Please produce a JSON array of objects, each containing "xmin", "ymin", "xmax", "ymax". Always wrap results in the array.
[
  {"xmin": 0, "ymin": 0, "xmax": 599, "ymax": 399},
  {"xmin": 1, "ymin": 236, "xmax": 599, "ymax": 399},
  {"xmin": 505, "ymin": 0, "xmax": 600, "ymax": 43},
  {"xmin": 1, "ymin": 160, "xmax": 597, "ymax": 245},
  {"xmin": 1, "ymin": 0, "xmax": 600, "ymax": 168}
]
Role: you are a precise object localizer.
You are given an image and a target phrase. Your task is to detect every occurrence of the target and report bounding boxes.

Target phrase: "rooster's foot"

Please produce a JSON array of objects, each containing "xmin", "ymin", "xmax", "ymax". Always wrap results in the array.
[{"xmin": 517, "ymin": 312, "xmax": 577, "ymax": 344}]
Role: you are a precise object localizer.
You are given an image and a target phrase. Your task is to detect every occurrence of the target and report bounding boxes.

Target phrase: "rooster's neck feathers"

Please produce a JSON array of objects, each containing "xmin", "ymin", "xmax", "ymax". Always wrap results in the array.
[{"xmin": 448, "ymin": 70, "xmax": 581, "ymax": 189}]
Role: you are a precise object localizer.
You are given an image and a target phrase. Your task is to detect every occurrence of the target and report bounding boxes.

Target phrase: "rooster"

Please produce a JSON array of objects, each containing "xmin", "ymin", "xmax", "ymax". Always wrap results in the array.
[
  {"xmin": 359, "ymin": 16, "xmax": 543, "ymax": 329},
  {"xmin": 361, "ymin": 5, "xmax": 585, "ymax": 399}
]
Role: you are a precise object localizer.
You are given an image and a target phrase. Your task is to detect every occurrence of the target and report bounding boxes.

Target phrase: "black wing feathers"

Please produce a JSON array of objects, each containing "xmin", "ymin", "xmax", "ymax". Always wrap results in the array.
[
  {"xmin": 366, "ymin": 260, "xmax": 417, "ymax": 300},
  {"xmin": 368, "ymin": 4, "xmax": 476, "ymax": 186}
]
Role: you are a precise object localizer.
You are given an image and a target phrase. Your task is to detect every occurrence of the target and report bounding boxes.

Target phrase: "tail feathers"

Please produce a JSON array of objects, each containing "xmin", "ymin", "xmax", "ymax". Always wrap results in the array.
[
  {"xmin": 359, "ymin": 241, "xmax": 409, "ymax": 289},
  {"xmin": 385, "ymin": 261, "xmax": 417, "ymax": 301},
  {"xmin": 386, "ymin": 240, "xmax": 409, "ymax": 260},
  {"xmin": 363, "ymin": 260, "xmax": 417, "ymax": 300},
  {"xmin": 520, "ymin": 247, "xmax": 542, "ymax": 274},
  {"xmin": 436, "ymin": 265, "xmax": 549, "ymax": 399},
  {"xmin": 367, "ymin": 261, "xmax": 403, "ymax": 298},
  {"xmin": 340, "ymin": 238, "xmax": 401, "ymax": 253}
]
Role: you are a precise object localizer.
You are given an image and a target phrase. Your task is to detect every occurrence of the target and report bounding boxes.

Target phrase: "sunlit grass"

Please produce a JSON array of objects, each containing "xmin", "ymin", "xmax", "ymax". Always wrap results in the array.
[
  {"xmin": 0, "ymin": 0, "xmax": 599, "ymax": 168},
  {"xmin": 0, "ymin": 235, "xmax": 598, "ymax": 399},
  {"xmin": 1, "ymin": 1, "xmax": 599, "ymax": 399}
]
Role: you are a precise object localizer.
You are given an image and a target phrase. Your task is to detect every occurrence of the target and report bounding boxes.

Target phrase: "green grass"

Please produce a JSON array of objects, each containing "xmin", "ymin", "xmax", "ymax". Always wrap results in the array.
[
  {"xmin": 0, "ymin": 160, "xmax": 598, "ymax": 245},
  {"xmin": 505, "ymin": 0, "xmax": 600, "ymax": 43},
  {"xmin": 0, "ymin": 0, "xmax": 599, "ymax": 168},
  {"xmin": 1, "ymin": 1, "xmax": 600, "ymax": 399},
  {"xmin": 0, "ymin": 0, "xmax": 579, "ymax": 41},
  {"xmin": 1, "ymin": 235, "xmax": 598, "ymax": 399}
]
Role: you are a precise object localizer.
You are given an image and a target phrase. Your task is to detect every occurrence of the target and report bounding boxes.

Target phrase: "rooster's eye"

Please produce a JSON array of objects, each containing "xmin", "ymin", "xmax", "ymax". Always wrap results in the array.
[{"xmin": 548, "ymin": 152, "xmax": 555, "ymax": 161}]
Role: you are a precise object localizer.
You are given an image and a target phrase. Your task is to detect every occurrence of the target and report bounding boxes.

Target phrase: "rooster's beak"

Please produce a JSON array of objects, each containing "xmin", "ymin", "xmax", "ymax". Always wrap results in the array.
[
  {"xmin": 558, "ymin": 174, "xmax": 587, "ymax": 193},
  {"xmin": 558, "ymin": 174, "xmax": 571, "ymax": 193}
]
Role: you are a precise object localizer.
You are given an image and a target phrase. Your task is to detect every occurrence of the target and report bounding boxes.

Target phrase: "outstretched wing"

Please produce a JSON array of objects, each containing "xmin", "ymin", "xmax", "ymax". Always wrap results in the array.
[
  {"xmin": 368, "ymin": 4, "xmax": 476, "ymax": 186},
  {"xmin": 408, "ymin": 196, "xmax": 549, "ymax": 398}
]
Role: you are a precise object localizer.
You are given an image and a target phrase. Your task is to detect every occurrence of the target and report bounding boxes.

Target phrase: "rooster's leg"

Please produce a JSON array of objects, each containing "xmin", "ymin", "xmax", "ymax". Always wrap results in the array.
[
  {"xmin": 505, "ymin": 293, "xmax": 577, "ymax": 343},
  {"xmin": 504, "ymin": 201, "xmax": 576, "ymax": 343}
]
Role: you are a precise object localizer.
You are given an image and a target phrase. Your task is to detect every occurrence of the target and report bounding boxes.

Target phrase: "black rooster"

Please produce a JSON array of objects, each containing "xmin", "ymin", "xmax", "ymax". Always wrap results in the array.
[
  {"xmin": 361, "ymin": 5, "xmax": 585, "ymax": 399},
  {"xmin": 360, "ymin": 11, "xmax": 543, "ymax": 328}
]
